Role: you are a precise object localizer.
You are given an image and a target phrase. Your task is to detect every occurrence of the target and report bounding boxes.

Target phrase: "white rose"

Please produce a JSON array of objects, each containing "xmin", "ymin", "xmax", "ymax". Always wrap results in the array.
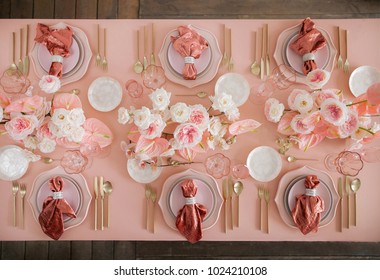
[
  {"xmin": 133, "ymin": 106, "xmax": 152, "ymax": 130},
  {"xmin": 0, "ymin": 107, "xmax": 3, "ymax": 122},
  {"xmin": 23, "ymin": 136, "xmax": 39, "ymax": 150},
  {"xmin": 48, "ymin": 121, "xmax": 64, "ymax": 138},
  {"xmin": 118, "ymin": 107, "xmax": 131, "ymax": 125},
  {"xmin": 39, "ymin": 75, "xmax": 61, "ymax": 94},
  {"xmin": 68, "ymin": 108, "xmax": 85, "ymax": 126},
  {"xmin": 51, "ymin": 108, "xmax": 70, "ymax": 127},
  {"xmin": 149, "ymin": 87, "xmax": 171, "ymax": 111},
  {"xmin": 67, "ymin": 126, "xmax": 85, "ymax": 142},
  {"xmin": 294, "ymin": 92, "xmax": 314, "ymax": 114},
  {"xmin": 208, "ymin": 116, "xmax": 227, "ymax": 137},
  {"xmin": 38, "ymin": 138, "xmax": 57, "ymax": 153},
  {"xmin": 170, "ymin": 102, "xmax": 190, "ymax": 123},
  {"xmin": 211, "ymin": 92, "xmax": 236, "ymax": 113}
]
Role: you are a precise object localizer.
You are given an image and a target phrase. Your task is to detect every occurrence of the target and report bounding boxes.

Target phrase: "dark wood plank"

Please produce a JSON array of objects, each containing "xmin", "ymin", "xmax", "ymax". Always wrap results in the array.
[
  {"xmin": 136, "ymin": 241, "xmax": 380, "ymax": 259},
  {"xmin": 118, "ymin": 0, "xmax": 140, "ymax": 19},
  {"xmin": 98, "ymin": 0, "xmax": 118, "ymax": 19},
  {"xmin": 48, "ymin": 241, "xmax": 71, "ymax": 260},
  {"xmin": 11, "ymin": 0, "xmax": 33, "ymax": 18},
  {"xmin": 114, "ymin": 241, "xmax": 136, "ymax": 259},
  {"xmin": 0, "ymin": 0, "xmax": 11, "ymax": 18},
  {"xmin": 92, "ymin": 241, "xmax": 114, "ymax": 259},
  {"xmin": 71, "ymin": 241, "xmax": 92, "ymax": 259},
  {"xmin": 34, "ymin": 0, "xmax": 54, "ymax": 19},
  {"xmin": 1, "ymin": 241, "xmax": 25, "ymax": 260},
  {"xmin": 54, "ymin": 0, "xmax": 76, "ymax": 19},
  {"xmin": 76, "ymin": 0, "xmax": 98, "ymax": 19},
  {"xmin": 140, "ymin": 0, "xmax": 380, "ymax": 19},
  {"xmin": 25, "ymin": 241, "xmax": 49, "ymax": 260}
]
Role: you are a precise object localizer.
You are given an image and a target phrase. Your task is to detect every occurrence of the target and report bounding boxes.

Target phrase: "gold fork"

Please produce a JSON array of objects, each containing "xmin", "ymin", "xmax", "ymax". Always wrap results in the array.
[
  {"xmin": 12, "ymin": 181, "xmax": 19, "ymax": 227},
  {"xmin": 336, "ymin": 26, "xmax": 343, "ymax": 69},
  {"xmin": 102, "ymin": 28, "xmax": 108, "ymax": 71},
  {"xmin": 258, "ymin": 186, "xmax": 264, "ymax": 231},
  {"xmin": 264, "ymin": 188, "xmax": 270, "ymax": 234},
  {"xmin": 19, "ymin": 183, "xmax": 26, "ymax": 229},
  {"xmin": 343, "ymin": 29, "xmax": 350, "ymax": 74},
  {"xmin": 228, "ymin": 28, "xmax": 234, "ymax": 71},
  {"xmin": 95, "ymin": 24, "xmax": 101, "ymax": 67},
  {"xmin": 150, "ymin": 187, "xmax": 157, "ymax": 233}
]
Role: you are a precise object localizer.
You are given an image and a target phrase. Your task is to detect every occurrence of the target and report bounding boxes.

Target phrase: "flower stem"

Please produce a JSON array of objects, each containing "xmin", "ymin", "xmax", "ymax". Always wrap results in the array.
[
  {"xmin": 358, "ymin": 126, "xmax": 375, "ymax": 135},
  {"xmin": 346, "ymin": 100, "xmax": 368, "ymax": 107}
]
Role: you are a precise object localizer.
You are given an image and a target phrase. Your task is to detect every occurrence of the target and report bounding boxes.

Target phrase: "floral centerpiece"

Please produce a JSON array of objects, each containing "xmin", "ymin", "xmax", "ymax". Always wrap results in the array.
[
  {"xmin": 118, "ymin": 87, "xmax": 261, "ymax": 170},
  {"xmin": 264, "ymin": 69, "xmax": 380, "ymax": 151}
]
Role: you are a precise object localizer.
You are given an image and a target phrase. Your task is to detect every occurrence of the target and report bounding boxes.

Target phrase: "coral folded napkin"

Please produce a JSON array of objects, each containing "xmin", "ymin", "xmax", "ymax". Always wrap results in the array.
[
  {"xmin": 171, "ymin": 25, "xmax": 209, "ymax": 80},
  {"xmin": 38, "ymin": 176, "xmax": 76, "ymax": 240},
  {"xmin": 290, "ymin": 18, "xmax": 327, "ymax": 75},
  {"xmin": 291, "ymin": 175, "xmax": 324, "ymax": 235},
  {"xmin": 175, "ymin": 179, "xmax": 207, "ymax": 243},
  {"xmin": 34, "ymin": 23, "xmax": 73, "ymax": 78}
]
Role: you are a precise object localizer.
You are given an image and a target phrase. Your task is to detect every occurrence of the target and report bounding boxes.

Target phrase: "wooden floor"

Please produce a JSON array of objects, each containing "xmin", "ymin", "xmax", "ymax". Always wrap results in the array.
[{"xmin": 1, "ymin": 0, "xmax": 380, "ymax": 260}]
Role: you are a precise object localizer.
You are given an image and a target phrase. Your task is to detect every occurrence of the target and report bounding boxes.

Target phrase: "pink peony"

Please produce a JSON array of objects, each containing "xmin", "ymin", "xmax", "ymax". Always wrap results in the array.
[
  {"xmin": 173, "ymin": 123, "xmax": 202, "ymax": 148},
  {"xmin": 306, "ymin": 69, "xmax": 330, "ymax": 89},
  {"xmin": 139, "ymin": 114, "xmax": 166, "ymax": 139},
  {"xmin": 320, "ymin": 98, "xmax": 348, "ymax": 126},
  {"xmin": 188, "ymin": 104, "xmax": 209, "ymax": 131},
  {"xmin": 338, "ymin": 110, "xmax": 359, "ymax": 138},
  {"xmin": 290, "ymin": 114, "xmax": 314, "ymax": 134},
  {"xmin": 5, "ymin": 114, "xmax": 38, "ymax": 140}
]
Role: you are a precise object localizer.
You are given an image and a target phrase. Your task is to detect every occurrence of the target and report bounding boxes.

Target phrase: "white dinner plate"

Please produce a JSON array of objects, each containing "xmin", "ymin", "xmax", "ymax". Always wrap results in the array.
[
  {"xmin": 214, "ymin": 73, "xmax": 250, "ymax": 107},
  {"xmin": 349, "ymin": 65, "xmax": 380, "ymax": 97},
  {"xmin": 246, "ymin": 146, "xmax": 282, "ymax": 182},
  {"xmin": 88, "ymin": 77, "xmax": 122, "ymax": 112},
  {"xmin": 0, "ymin": 145, "xmax": 29, "ymax": 181}
]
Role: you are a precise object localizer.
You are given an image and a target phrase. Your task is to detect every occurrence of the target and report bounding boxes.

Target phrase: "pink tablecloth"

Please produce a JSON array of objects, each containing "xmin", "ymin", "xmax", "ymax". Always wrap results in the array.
[{"xmin": 0, "ymin": 19, "xmax": 379, "ymax": 241}]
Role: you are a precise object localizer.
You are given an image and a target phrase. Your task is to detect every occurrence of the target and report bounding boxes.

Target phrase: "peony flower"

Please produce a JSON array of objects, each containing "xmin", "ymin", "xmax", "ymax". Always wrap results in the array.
[
  {"xmin": 173, "ymin": 123, "xmax": 202, "ymax": 148},
  {"xmin": 288, "ymin": 89, "xmax": 310, "ymax": 111},
  {"xmin": 306, "ymin": 69, "xmax": 331, "ymax": 89},
  {"xmin": 170, "ymin": 102, "xmax": 190, "ymax": 123},
  {"xmin": 311, "ymin": 88, "xmax": 341, "ymax": 107},
  {"xmin": 188, "ymin": 104, "xmax": 209, "ymax": 131},
  {"xmin": 118, "ymin": 107, "xmax": 131, "ymax": 125},
  {"xmin": 140, "ymin": 114, "xmax": 166, "ymax": 139},
  {"xmin": 290, "ymin": 114, "xmax": 314, "ymax": 134},
  {"xmin": 5, "ymin": 114, "xmax": 38, "ymax": 140},
  {"xmin": 149, "ymin": 87, "xmax": 171, "ymax": 111},
  {"xmin": 39, "ymin": 75, "xmax": 61, "ymax": 94},
  {"xmin": 67, "ymin": 126, "xmax": 85, "ymax": 142},
  {"xmin": 338, "ymin": 110, "xmax": 359, "ymax": 138},
  {"xmin": 133, "ymin": 106, "xmax": 152, "ymax": 130},
  {"xmin": 37, "ymin": 137, "xmax": 57, "ymax": 153},
  {"xmin": 320, "ymin": 98, "xmax": 348, "ymax": 126},
  {"xmin": 210, "ymin": 92, "xmax": 236, "ymax": 113},
  {"xmin": 264, "ymin": 98, "xmax": 285, "ymax": 123},
  {"xmin": 68, "ymin": 108, "xmax": 85, "ymax": 126},
  {"xmin": 293, "ymin": 91, "xmax": 314, "ymax": 114}
]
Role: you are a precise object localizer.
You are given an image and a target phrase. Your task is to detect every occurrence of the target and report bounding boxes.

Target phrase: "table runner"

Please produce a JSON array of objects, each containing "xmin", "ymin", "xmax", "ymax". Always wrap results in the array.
[{"xmin": 0, "ymin": 19, "xmax": 379, "ymax": 241}]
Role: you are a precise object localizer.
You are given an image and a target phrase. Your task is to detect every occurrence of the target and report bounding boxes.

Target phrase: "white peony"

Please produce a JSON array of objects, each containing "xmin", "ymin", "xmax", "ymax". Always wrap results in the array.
[
  {"xmin": 39, "ymin": 75, "xmax": 61, "ymax": 94},
  {"xmin": 293, "ymin": 92, "xmax": 314, "ymax": 114},
  {"xmin": 149, "ymin": 88, "xmax": 171, "ymax": 111},
  {"xmin": 118, "ymin": 107, "xmax": 131, "ymax": 125},
  {"xmin": 210, "ymin": 92, "xmax": 236, "ymax": 113},
  {"xmin": 38, "ymin": 138, "xmax": 57, "ymax": 153},
  {"xmin": 68, "ymin": 108, "xmax": 85, "ymax": 126},
  {"xmin": 170, "ymin": 102, "xmax": 191, "ymax": 123},
  {"xmin": 264, "ymin": 98, "xmax": 285, "ymax": 123},
  {"xmin": 208, "ymin": 116, "xmax": 227, "ymax": 137},
  {"xmin": 133, "ymin": 106, "xmax": 152, "ymax": 130}
]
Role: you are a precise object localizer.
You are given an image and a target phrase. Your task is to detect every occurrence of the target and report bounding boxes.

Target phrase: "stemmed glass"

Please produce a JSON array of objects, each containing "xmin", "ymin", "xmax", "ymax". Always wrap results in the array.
[
  {"xmin": 249, "ymin": 64, "xmax": 296, "ymax": 104},
  {"xmin": 324, "ymin": 151, "xmax": 364, "ymax": 176}
]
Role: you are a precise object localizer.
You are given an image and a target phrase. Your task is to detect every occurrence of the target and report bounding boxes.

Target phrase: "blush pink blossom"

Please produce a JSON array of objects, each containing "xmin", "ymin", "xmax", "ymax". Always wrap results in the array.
[
  {"xmin": 338, "ymin": 110, "xmax": 359, "ymax": 138},
  {"xmin": 5, "ymin": 95, "xmax": 44, "ymax": 114},
  {"xmin": 228, "ymin": 119, "xmax": 262, "ymax": 135},
  {"xmin": 320, "ymin": 98, "xmax": 348, "ymax": 126},
  {"xmin": 311, "ymin": 88, "xmax": 341, "ymax": 107},
  {"xmin": 140, "ymin": 114, "xmax": 166, "ymax": 139},
  {"xmin": 5, "ymin": 114, "xmax": 38, "ymax": 140},
  {"xmin": 293, "ymin": 133, "xmax": 325, "ymax": 151},
  {"xmin": 290, "ymin": 114, "xmax": 314, "ymax": 134},
  {"xmin": 306, "ymin": 69, "xmax": 331, "ymax": 89},
  {"xmin": 173, "ymin": 123, "xmax": 202, "ymax": 148},
  {"xmin": 51, "ymin": 93, "xmax": 82, "ymax": 112},
  {"xmin": 188, "ymin": 104, "xmax": 209, "ymax": 131},
  {"xmin": 277, "ymin": 111, "xmax": 298, "ymax": 136}
]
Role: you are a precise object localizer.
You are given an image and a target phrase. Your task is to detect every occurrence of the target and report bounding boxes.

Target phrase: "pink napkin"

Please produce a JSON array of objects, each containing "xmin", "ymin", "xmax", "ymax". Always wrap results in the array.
[
  {"xmin": 171, "ymin": 26, "xmax": 209, "ymax": 80},
  {"xmin": 289, "ymin": 18, "xmax": 327, "ymax": 75},
  {"xmin": 38, "ymin": 176, "xmax": 76, "ymax": 240},
  {"xmin": 175, "ymin": 179, "xmax": 207, "ymax": 243},
  {"xmin": 291, "ymin": 175, "xmax": 324, "ymax": 235}
]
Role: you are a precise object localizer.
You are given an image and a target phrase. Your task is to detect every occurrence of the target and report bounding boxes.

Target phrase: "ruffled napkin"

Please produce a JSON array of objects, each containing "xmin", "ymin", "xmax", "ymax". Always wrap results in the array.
[
  {"xmin": 38, "ymin": 176, "xmax": 76, "ymax": 240},
  {"xmin": 175, "ymin": 179, "xmax": 207, "ymax": 243},
  {"xmin": 171, "ymin": 25, "xmax": 209, "ymax": 80},
  {"xmin": 34, "ymin": 23, "xmax": 73, "ymax": 78},
  {"xmin": 289, "ymin": 18, "xmax": 327, "ymax": 75},
  {"xmin": 291, "ymin": 175, "xmax": 324, "ymax": 235}
]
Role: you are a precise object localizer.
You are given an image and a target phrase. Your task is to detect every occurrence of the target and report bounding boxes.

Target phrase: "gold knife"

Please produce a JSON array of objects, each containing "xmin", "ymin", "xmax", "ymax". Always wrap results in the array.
[
  {"xmin": 143, "ymin": 25, "xmax": 148, "ymax": 70},
  {"xmin": 222, "ymin": 178, "xmax": 228, "ymax": 233},
  {"xmin": 228, "ymin": 175, "xmax": 234, "ymax": 229},
  {"xmin": 99, "ymin": 176, "xmax": 104, "ymax": 230},
  {"xmin": 265, "ymin": 24, "xmax": 270, "ymax": 76},
  {"xmin": 260, "ymin": 27, "xmax": 265, "ymax": 80},
  {"xmin": 150, "ymin": 23, "xmax": 156, "ymax": 66},
  {"xmin": 23, "ymin": 24, "xmax": 29, "ymax": 76},
  {"xmin": 18, "ymin": 28, "xmax": 23, "ymax": 74},
  {"xmin": 338, "ymin": 177, "xmax": 343, "ymax": 232},
  {"xmin": 94, "ymin": 176, "xmax": 98, "ymax": 231},
  {"xmin": 345, "ymin": 176, "xmax": 350, "ymax": 228}
]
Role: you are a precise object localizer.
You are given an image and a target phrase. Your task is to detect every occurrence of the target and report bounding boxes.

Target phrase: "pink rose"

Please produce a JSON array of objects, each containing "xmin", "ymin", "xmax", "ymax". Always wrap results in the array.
[
  {"xmin": 188, "ymin": 105, "xmax": 209, "ymax": 131},
  {"xmin": 320, "ymin": 98, "xmax": 348, "ymax": 126},
  {"xmin": 338, "ymin": 110, "xmax": 359, "ymax": 138},
  {"xmin": 5, "ymin": 114, "xmax": 38, "ymax": 140},
  {"xmin": 173, "ymin": 123, "xmax": 202, "ymax": 148}
]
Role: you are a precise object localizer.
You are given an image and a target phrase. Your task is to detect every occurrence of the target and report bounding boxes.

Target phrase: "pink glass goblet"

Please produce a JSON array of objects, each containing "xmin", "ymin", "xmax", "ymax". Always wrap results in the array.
[
  {"xmin": 141, "ymin": 65, "xmax": 166, "ymax": 90},
  {"xmin": 324, "ymin": 151, "xmax": 364, "ymax": 176},
  {"xmin": 125, "ymin": 79, "xmax": 143, "ymax": 98},
  {"xmin": 60, "ymin": 150, "xmax": 88, "ymax": 174}
]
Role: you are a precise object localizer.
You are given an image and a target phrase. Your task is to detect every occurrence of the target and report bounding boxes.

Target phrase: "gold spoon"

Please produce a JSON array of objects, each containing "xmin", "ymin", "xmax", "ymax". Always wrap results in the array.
[
  {"xmin": 150, "ymin": 188, "xmax": 157, "ymax": 233},
  {"xmin": 233, "ymin": 181, "xmax": 243, "ymax": 227},
  {"xmin": 350, "ymin": 178, "xmax": 361, "ymax": 226},
  {"xmin": 134, "ymin": 30, "xmax": 143, "ymax": 74},
  {"xmin": 7, "ymin": 32, "xmax": 17, "ymax": 74},
  {"xmin": 286, "ymin": 155, "xmax": 319, "ymax": 163},
  {"xmin": 145, "ymin": 184, "xmax": 151, "ymax": 231},
  {"xmin": 250, "ymin": 31, "xmax": 260, "ymax": 76},
  {"xmin": 177, "ymin": 91, "xmax": 208, "ymax": 98},
  {"xmin": 103, "ymin": 181, "xmax": 113, "ymax": 228},
  {"xmin": 55, "ymin": 89, "xmax": 80, "ymax": 95}
]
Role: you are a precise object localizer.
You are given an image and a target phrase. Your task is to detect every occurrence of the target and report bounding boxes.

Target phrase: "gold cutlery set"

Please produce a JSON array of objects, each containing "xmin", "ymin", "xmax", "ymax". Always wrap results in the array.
[
  {"xmin": 134, "ymin": 23, "xmax": 156, "ymax": 74},
  {"xmin": 144, "ymin": 184, "xmax": 157, "ymax": 233},
  {"xmin": 259, "ymin": 24, "xmax": 270, "ymax": 80},
  {"xmin": 222, "ymin": 25, "xmax": 234, "ymax": 71},
  {"xmin": 338, "ymin": 176, "xmax": 361, "ymax": 231},
  {"xmin": 93, "ymin": 176, "xmax": 113, "ymax": 230},
  {"xmin": 258, "ymin": 185, "xmax": 270, "ymax": 233},
  {"xmin": 95, "ymin": 24, "xmax": 108, "ymax": 71},
  {"xmin": 336, "ymin": 26, "xmax": 350, "ymax": 74},
  {"xmin": 222, "ymin": 176, "xmax": 243, "ymax": 232},
  {"xmin": 7, "ymin": 25, "xmax": 30, "ymax": 76},
  {"xmin": 11, "ymin": 181, "xmax": 27, "ymax": 229}
]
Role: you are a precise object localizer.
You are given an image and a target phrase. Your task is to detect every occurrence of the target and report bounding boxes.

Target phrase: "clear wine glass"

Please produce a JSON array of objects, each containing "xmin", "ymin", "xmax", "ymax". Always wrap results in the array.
[{"xmin": 324, "ymin": 151, "xmax": 364, "ymax": 176}]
